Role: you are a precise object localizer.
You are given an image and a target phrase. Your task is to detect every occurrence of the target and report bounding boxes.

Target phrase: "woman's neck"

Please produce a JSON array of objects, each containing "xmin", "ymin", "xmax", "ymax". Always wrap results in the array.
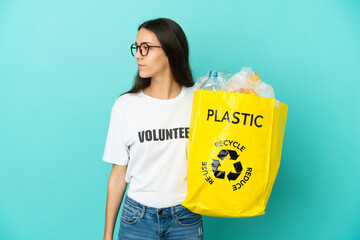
[{"xmin": 143, "ymin": 75, "xmax": 182, "ymax": 100}]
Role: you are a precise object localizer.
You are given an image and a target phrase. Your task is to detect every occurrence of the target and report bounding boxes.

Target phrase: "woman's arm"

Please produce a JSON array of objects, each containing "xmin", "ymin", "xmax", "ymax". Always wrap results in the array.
[{"xmin": 103, "ymin": 164, "xmax": 128, "ymax": 240}]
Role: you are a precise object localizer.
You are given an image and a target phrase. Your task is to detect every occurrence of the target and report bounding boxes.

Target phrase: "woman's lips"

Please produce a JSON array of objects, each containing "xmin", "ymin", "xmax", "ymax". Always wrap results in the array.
[{"xmin": 138, "ymin": 64, "xmax": 145, "ymax": 69}]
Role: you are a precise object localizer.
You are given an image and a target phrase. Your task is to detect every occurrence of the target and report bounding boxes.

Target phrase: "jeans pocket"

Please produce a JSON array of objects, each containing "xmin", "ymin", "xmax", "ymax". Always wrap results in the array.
[
  {"xmin": 175, "ymin": 208, "xmax": 202, "ymax": 227},
  {"xmin": 120, "ymin": 205, "xmax": 140, "ymax": 225}
]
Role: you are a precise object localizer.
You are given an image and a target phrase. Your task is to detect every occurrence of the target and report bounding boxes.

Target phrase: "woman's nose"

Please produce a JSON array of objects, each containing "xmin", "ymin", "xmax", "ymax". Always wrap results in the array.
[{"xmin": 134, "ymin": 48, "xmax": 142, "ymax": 59}]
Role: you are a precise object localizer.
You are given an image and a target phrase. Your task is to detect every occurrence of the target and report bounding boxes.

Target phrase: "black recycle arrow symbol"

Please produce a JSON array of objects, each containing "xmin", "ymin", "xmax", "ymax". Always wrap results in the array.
[{"xmin": 212, "ymin": 149, "xmax": 243, "ymax": 181}]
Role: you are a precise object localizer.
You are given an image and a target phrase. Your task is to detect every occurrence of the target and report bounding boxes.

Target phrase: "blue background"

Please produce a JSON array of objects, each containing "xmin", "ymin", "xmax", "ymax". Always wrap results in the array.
[{"xmin": 1, "ymin": 0, "xmax": 359, "ymax": 239}]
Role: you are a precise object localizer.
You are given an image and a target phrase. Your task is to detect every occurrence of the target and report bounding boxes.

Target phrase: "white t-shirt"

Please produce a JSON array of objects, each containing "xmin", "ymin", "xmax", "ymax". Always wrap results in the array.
[{"xmin": 102, "ymin": 86, "xmax": 194, "ymax": 208}]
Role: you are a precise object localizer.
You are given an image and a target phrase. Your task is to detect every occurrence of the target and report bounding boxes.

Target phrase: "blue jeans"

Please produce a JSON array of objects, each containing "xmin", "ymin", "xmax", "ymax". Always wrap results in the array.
[{"xmin": 118, "ymin": 195, "xmax": 203, "ymax": 240}]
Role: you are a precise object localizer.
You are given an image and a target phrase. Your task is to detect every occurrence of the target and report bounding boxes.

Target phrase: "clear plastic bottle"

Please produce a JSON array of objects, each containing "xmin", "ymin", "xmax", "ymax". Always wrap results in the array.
[{"xmin": 199, "ymin": 70, "xmax": 221, "ymax": 91}]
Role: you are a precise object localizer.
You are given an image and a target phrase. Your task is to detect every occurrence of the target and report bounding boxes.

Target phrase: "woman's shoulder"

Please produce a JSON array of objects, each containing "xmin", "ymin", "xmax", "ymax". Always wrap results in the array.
[
  {"xmin": 183, "ymin": 86, "xmax": 195, "ymax": 96},
  {"xmin": 182, "ymin": 86, "xmax": 195, "ymax": 101},
  {"xmin": 112, "ymin": 91, "xmax": 143, "ymax": 110}
]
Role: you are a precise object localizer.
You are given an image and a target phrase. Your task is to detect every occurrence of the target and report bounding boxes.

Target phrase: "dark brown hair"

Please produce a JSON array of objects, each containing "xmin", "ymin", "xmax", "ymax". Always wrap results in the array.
[{"xmin": 123, "ymin": 18, "xmax": 193, "ymax": 95}]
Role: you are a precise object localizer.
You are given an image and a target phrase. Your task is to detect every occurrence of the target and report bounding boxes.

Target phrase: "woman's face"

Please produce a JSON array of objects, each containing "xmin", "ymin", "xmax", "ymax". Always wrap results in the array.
[{"xmin": 134, "ymin": 28, "xmax": 170, "ymax": 79}]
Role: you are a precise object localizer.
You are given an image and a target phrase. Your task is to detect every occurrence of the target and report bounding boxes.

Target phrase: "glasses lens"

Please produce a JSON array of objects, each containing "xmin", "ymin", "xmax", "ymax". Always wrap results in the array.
[
  {"xmin": 130, "ymin": 44, "xmax": 137, "ymax": 56},
  {"xmin": 140, "ymin": 43, "xmax": 149, "ymax": 56}
]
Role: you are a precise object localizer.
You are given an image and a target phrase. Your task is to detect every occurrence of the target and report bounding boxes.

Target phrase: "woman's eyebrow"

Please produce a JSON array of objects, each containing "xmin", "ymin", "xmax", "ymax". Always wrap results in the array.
[{"xmin": 135, "ymin": 41, "xmax": 153, "ymax": 45}]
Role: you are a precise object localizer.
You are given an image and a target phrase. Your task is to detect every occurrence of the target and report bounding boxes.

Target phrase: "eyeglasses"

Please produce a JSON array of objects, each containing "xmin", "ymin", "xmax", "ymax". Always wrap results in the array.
[{"xmin": 130, "ymin": 43, "xmax": 162, "ymax": 56}]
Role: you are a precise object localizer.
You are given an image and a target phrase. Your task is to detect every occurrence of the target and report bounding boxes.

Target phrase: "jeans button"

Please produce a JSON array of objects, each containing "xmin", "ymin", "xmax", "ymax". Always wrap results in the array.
[{"xmin": 158, "ymin": 210, "xmax": 163, "ymax": 215}]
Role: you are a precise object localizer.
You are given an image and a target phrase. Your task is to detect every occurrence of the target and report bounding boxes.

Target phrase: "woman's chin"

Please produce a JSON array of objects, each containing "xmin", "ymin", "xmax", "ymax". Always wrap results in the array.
[{"xmin": 139, "ymin": 72, "xmax": 150, "ymax": 78}]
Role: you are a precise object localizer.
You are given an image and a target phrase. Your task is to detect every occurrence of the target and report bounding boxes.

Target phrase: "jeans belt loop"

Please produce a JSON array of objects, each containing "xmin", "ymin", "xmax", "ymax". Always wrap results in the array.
[
  {"xmin": 170, "ymin": 206, "xmax": 176, "ymax": 220},
  {"xmin": 139, "ymin": 205, "xmax": 146, "ymax": 219}
]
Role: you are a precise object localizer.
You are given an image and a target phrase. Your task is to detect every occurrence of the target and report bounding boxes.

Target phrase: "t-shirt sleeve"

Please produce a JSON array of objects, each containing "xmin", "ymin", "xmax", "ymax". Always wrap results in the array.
[{"xmin": 102, "ymin": 104, "xmax": 129, "ymax": 166}]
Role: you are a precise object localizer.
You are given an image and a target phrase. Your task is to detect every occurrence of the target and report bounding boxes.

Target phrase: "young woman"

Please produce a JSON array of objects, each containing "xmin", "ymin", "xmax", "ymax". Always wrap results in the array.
[{"xmin": 102, "ymin": 18, "xmax": 203, "ymax": 240}]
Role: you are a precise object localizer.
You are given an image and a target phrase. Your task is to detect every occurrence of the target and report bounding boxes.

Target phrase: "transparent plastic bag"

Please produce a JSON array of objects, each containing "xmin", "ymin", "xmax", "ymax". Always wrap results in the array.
[
  {"xmin": 192, "ymin": 67, "xmax": 275, "ymax": 99},
  {"xmin": 222, "ymin": 67, "xmax": 275, "ymax": 98}
]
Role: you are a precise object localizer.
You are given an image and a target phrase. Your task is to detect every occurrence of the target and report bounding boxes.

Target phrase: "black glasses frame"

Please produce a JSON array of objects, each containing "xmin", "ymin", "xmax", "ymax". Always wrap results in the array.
[{"xmin": 130, "ymin": 43, "xmax": 162, "ymax": 56}]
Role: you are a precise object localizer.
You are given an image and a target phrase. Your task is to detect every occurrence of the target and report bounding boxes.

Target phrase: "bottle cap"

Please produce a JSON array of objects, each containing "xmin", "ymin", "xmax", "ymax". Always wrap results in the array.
[{"xmin": 208, "ymin": 70, "xmax": 218, "ymax": 78}]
